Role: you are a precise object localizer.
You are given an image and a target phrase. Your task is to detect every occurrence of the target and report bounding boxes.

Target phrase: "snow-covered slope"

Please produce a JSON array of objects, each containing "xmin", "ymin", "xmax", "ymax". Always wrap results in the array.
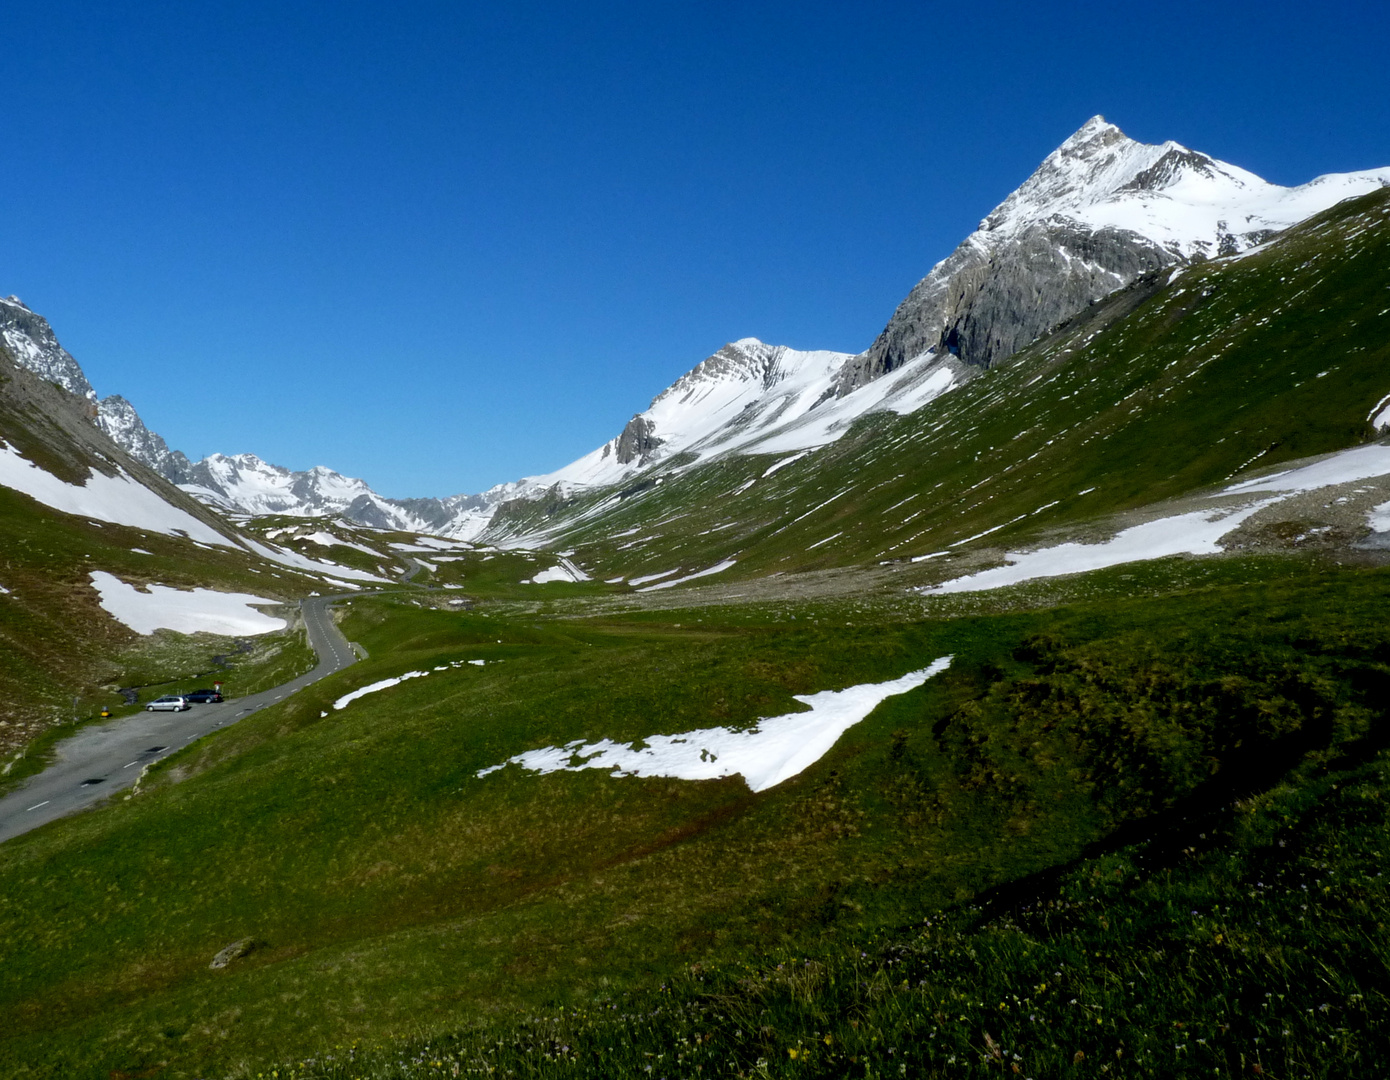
[
  {"xmin": 506, "ymin": 339, "xmax": 966, "ymax": 498},
  {"xmin": 978, "ymin": 116, "xmax": 1385, "ymax": 254},
  {"xmin": 177, "ymin": 453, "xmax": 497, "ymax": 538},
  {"xmin": 181, "ymin": 453, "xmax": 391, "ymax": 518}
]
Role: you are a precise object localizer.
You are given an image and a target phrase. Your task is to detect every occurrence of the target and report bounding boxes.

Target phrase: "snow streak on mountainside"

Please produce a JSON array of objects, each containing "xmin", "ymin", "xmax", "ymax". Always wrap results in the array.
[{"xmin": 844, "ymin": 117, "xmax": 1390, "ymax": 389}]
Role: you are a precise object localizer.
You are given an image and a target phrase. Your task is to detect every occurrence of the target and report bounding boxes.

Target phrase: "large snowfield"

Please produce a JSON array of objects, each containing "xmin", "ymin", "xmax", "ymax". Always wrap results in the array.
[
  {"xmin": 476, "ymin": 657, "xmax": 952, "ymax": 792},
  {"xmin": 0, "ymin": 441, "xmax": 232, "ymax": 547},
  {"xmin": 927, "ymin": 443, "xmax": 1390, "ymax": 595},
  {"xmin": 88, "ymin": 571, "xmax": 287, "ymax": 636}
]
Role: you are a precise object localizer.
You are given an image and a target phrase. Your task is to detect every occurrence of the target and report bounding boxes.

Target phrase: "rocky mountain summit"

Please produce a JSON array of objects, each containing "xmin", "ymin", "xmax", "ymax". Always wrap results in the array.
[
  {"xmin": 0, "ymin": 295, "xmax": 97, "ymax": 401},
  {"xmin": 839, "ymin": 115, "xmax": 1390, "ymax": 390},
  {"xmin": 93, "ymin": 394, "xmax": 195, "ymax": 481}
]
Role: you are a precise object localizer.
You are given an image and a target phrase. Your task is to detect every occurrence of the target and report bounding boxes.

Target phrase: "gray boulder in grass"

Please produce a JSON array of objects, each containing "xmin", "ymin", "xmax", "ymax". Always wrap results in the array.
[{"xmin": 209, "ymin": 938, "xmax": 257, "ymax": 969}]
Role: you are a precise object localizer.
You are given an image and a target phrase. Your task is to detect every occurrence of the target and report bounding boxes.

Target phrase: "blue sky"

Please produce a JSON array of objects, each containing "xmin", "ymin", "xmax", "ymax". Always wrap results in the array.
[{"xmin": 3, "ymin": 0, "xmax": 1387, "ymax": 497}]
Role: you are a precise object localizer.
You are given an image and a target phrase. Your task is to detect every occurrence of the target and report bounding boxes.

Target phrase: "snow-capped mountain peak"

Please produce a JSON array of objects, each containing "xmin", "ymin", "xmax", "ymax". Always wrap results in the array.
[
  {"xmin": 977, "ymin": 115, "xmax": 1386, "ymax": 260},
  {"xmin": 850, "ymin": 117, "xmax": 1390, "ymax": 384},
  {"xmin": 493, "ymin": 336, "xmax": 964, "ymax": 514},
  {"xmin": 8, "ymin": 116, "xmax": 1389, "ymax": 551}
]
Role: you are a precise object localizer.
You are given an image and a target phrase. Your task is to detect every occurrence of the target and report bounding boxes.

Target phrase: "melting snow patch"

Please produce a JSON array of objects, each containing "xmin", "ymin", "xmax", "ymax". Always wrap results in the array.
[
  {"xmin": 333, "ymin": 671, "xmax": 429, "ymax": 710},
  {"xmin": 628, "ymin": 568, "xmax": 680, "ymax": 586},
  {"xmin": 0, "ymin": 442, "xmax": 232, "ymax": 546},
  {"xmin": 391, "ymin": 537, "xmax": 474, "ymax": 552},
  {"xmin": 477, "ymin": 657, "xmax": 951, "ymax": 792},
  {"xmin": 303, "ymin": 531, "xmax": 381, "ymax": 556},
  {"xmin": 524, "ymin": 557, "xmax": 590, "ymax": 584},
  {"xmin": 89, "ymin": 571, "xmax": 287, "ymax": 635},
  {"xmin": 1225, "ymin": 444, "xmax": 1390, "ymax": 495},
  {"xmin": 762, "ymin": 451, "xmax": 811, "ymax": 478},
  {"xmin": 923, "ymin": 503, "xmax": 1273, "ymax": 594},
  {"xmin": 240, "ymin": 538, "xmax": 391, "ymax": 583},
  {"xmin": 637, "ymin": 560, "xmax": 737, "ymax": 591},
  {"xmin": 332, "ymin": 658, "xmax": 487, "ymax": 709}
]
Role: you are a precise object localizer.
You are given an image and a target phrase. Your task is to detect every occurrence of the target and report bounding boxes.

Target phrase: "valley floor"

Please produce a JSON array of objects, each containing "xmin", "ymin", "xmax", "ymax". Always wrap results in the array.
[{"xmin": 1, "ymin": 550, "xmax": 1387, "ymax": 1078}]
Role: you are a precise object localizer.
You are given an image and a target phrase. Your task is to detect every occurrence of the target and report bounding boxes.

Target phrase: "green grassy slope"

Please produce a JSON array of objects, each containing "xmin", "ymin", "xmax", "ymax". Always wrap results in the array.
[
  {"xmin": 497, "ymin": 188, "xmax": 1390, "ymax": 586},
  {"xmin": 1, "ymin": 560, "xmax": 1387, "ymax": 1077},
  {"xmin": 273, "ymin": 718, "xmax": 1390, "ymax": 1080}
]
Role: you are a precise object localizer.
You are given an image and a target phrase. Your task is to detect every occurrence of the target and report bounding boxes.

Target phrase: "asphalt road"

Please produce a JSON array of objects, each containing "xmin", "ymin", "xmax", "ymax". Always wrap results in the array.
[{"xmin": 0, "ymin": 592, "xmax": 369, "ymax": 844}]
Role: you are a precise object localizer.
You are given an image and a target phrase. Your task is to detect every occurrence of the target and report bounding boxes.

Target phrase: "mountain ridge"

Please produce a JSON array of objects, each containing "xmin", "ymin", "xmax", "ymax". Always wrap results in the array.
[{"xmin": 5, "ymin": 117, "xmax": 1387, "ymax": 543}]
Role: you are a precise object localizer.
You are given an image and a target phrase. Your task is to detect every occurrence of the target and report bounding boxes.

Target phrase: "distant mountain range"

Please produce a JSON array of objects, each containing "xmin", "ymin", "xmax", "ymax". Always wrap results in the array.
[{"xmin": 4, "ymin": 116, "xmax": 1387, "ymax": 540}]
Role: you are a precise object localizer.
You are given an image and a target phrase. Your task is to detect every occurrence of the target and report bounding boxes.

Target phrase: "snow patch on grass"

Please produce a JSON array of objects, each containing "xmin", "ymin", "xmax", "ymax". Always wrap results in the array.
[
  {"xmin": 1224, "ymin": 443, "xmax": 1390, "ymax": 495},
  {"xmin": 636, "ymin": 560, "xmax": 737, "ymax": 592},
  {"xmin": 477, "ymin": 658, "xmax": 952, "ymax": 792},
  {"xmin": 240, "ymin": 537, "xmax": 391, "ymax": 584},
  {"xmin": 333, "ymin": 671, "xmax": 429, "ymax": 710},
  {"xmin": 89, "ymin": 571, "xmax": 287, "ymax": 636},
  {"xmin": 925, "ymin": 503, "xmax": 1274, "ymax": 594},
  {"xmin": 333, "ymin": 657, "xmax": 486, "ymax": 709},
  {"xmin": 524, "ymin": 557, "xmax": 590, "ymax": 584},
  {"xmin": 0, "ymin": 441, "xmax": 232, "ymax": 546}
]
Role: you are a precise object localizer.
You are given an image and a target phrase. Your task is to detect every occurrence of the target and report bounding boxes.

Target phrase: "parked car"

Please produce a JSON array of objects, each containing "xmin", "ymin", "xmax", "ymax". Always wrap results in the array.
[
  {"xmin": 184, "ymin": 689, "xmax": 224, "ymax": 703},
  {"xmin": 146, "ymin": 695, "xmax": 190, "ymax": 712}
]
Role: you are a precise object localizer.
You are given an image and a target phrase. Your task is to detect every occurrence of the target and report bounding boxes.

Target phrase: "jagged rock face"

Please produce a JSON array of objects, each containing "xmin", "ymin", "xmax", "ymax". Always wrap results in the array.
[
  {"xmin": 0, "ymin": 298, "xmax": 193, "ymax": 479},
  {"xmin": 95, "ymin": 394, "xmax": 194, "ymax": 482},
  {"xmin": 0, "ymin": 295, "xmax": 96, "ymax": 400},
  {"xmin": 849, "ymin": 219, "xmax": 1175, "ymax": 383},
  {"xmin": 614, "ymin": 416, "xmax": 663, "ymax": 464}
]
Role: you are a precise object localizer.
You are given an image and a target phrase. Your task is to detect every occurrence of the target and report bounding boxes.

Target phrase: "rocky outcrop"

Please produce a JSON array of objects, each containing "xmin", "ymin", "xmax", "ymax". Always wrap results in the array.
[
  {"xmin": 0, "ymin": 295, "xmax": 96, "ymax": 399},
  {"xmin": 614, "ymin": 415, "xmax": 664, "ymax": 465},
  {"xmin": 209, "ymin": 938, "xmax": 257, "ymax": 970},
  {"xmin": 842, "ymin": 219, "xmax": 1174, "ymax": 386},
  {"xmin": 95, "ymin": 394, "xmax": 194, "ymax": 481}
]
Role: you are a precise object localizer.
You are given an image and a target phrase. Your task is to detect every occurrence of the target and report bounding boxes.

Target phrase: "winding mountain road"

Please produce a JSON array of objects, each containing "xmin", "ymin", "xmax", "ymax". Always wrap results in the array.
[{"xmin": 0, "ymin": 593, "xmax": 369, "ymax": 844}]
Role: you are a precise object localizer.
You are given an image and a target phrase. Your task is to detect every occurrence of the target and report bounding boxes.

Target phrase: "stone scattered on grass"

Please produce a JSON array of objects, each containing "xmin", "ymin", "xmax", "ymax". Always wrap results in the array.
[{"xmin": 209, "ymin": 938, "xmax": 257, "ymax": 970}]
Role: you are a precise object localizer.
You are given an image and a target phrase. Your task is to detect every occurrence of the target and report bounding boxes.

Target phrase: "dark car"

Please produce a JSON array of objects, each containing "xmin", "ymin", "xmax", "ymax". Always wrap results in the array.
[{"xmin": 184, "ymin": 689, "xmax": 224, "ymax": 703}]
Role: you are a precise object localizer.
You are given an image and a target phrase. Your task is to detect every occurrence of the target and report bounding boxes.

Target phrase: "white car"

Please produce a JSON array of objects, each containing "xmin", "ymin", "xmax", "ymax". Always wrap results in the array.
[{"xmin": 146, "ymin": 695, "xmax": 190, "ymax": 712}]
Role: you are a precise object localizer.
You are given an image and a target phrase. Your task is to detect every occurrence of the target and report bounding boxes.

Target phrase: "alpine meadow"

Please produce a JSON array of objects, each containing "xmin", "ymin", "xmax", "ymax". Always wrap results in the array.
[{"xmin": 2, "ymin": 116, "xmax": 1390, "ymax": 1080}]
